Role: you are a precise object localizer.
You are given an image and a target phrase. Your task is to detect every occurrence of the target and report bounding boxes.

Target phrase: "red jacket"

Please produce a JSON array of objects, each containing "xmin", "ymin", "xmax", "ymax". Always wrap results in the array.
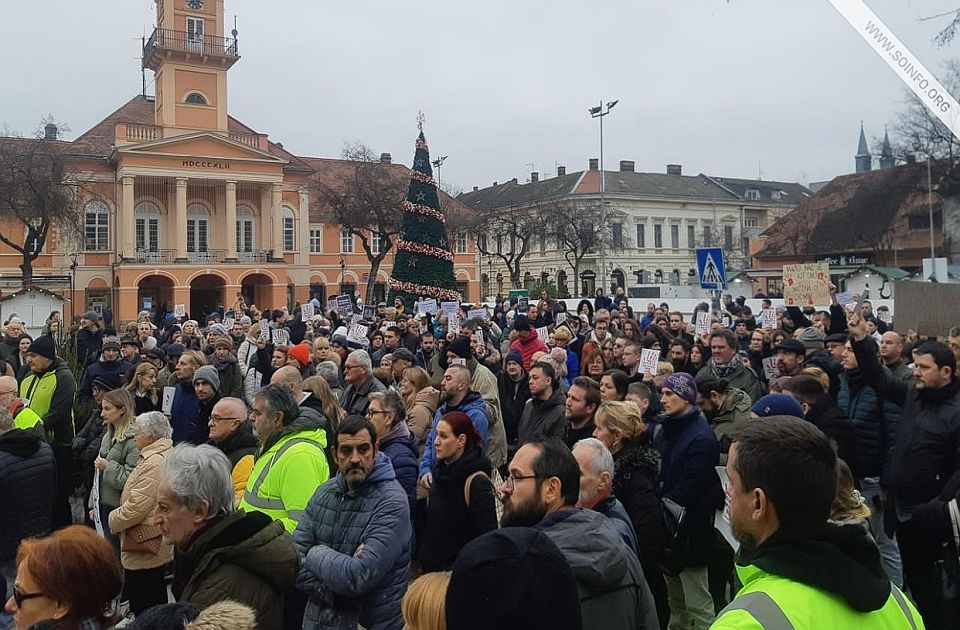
[{"xmin": 510, "ymin": 334, "xmax": 549, "ymax": 371}]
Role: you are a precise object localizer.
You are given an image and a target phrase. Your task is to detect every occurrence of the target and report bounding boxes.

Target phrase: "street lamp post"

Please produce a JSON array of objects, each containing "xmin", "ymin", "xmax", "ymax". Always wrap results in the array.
[
  {"xmin": 69, "ymin": 252, "xmax": 79, "ymax": 325},
  {"xmin": 432, "ymin": 155, "xmax": 449, "ymax": 192},
  {"xmin": 589, "ymin": 99, "xmax": 618, "ymax": 294}
]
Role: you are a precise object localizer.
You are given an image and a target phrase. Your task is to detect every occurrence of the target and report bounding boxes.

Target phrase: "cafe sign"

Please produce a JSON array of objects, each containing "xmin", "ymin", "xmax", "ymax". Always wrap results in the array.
[{"xmin": 815, "ymin": 253, "xmax": 871, "ymax": 267}]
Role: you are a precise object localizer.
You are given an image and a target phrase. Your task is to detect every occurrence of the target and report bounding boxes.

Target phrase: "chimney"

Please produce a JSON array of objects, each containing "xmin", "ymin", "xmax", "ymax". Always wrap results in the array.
[
  {"xmin": 557, "ymin": 165, "xmax": 566, "ymax": 176},
  {"xmin": 905, "ymin": 154, "xmax": 916, "ymax": 164},
  {"xmin": 275, "ymin": 142, "xmax": 284, "ymax": 149},
  {"xmin": 530, "ymin": 172, "xmax": 539, "ymax": 183},
  {"xmin": 666, "ymin": 164, "xmax": 682, "ymax": 175},
  {"xmin": 43, "ymin": 123, "xmax": 58, "ymax": 140},
  {"xmin": 619, "ymin": 160, "xmax": 635, "ymax": 172},
  {"xmin": 379, "ymin": 152, "xmax": 392, "ymax": 164},
  {"xmin": 589, "ymin": 158, "xmax": 599, "ymax": 170},
  {"xmin": 473, "ymin": 186, "xmax": 478, "ymax": 192}
]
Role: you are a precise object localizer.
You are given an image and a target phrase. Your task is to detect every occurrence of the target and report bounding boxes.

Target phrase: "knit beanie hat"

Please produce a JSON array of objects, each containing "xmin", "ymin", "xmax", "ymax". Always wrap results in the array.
[
  {"xmin": 504, "ymin": 349, "xmax": 524, "ymax": 367},
  {"xmin": 750, "ymin": 393, "xmax": 804, "ymax": 419},
  {"xmin": 663, "ymin": 372, "xmax": 698, "ymax": 405},
  {"xmin": 193, "ymin": 365, "xmax": 220, "ymax": 392},
  {"xmin": 27, "ymin": 335, "xmax": 56, "ymax": 361},
  {"xmin": 82, "ymin": 310, "xmax": 101, "ymax": 323},
  {"xmin": 797, "ymin": 327, "xmax": 826, "ymax": 351},
  {"xmin": 448, "ymin": 336, "xmax": 472, "ymax": 360},
  {"xmin": 207, "ymin": 323, "xmax": 228, "ymax": 337},
  {"xmin": 446, "ymin": 528, "xmax": 582, "ymax": 630},
  {"xmin": 287, "ymin": 343, "xmax": 311, "ymax": 367},
  {"xmin": 513, "ymin": 314, "xmax": 532, "ymax": 332}
]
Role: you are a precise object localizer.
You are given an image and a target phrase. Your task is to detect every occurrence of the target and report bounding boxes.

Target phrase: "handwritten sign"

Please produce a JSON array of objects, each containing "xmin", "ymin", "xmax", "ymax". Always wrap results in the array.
[
  {"xmin": 536, "ymin": 326, "xmax": 550, "ymax": 346},
  {"xmin": 271, "ymin": 329, "xmax": 290, "ymax": 347},
  {"xmin": 639, "ymin": 349, "xmax": 660, "ymax": 376},
  {"xmin": 223, "ymin": 317, "xmax": 235, "ymax": 331},
  {"xmin": 301, "ymin": 303, "xmax": 315, "ymax": 321},
  {"xmin": 761, "ymin": 308, "xmax": 777, "ymax": 330},
  {"xmin": 555, "ymin": 312, "xmax": 567, "ymax": 325},
  {"xmin": 350, "ymin": 314, "xmax": 362, "ymax": 325},
  {"xmin": 518, "ymin": 297, "xmax": 529, "ymax": 312},
  {"xmin": 161, "ymin": 386, "xmax": 176, "ymax": 415},
  {"xmin": 174, "ymin": 304, "xmax": 186, "ymax": 318},
  {"xmin": 761, "ymin": 356, "xmax": 780, "ymax": 380},
  {"xmin": 695, "ymin": 311, "xmax": 710, "ymax": 337},
  {"xmin": 448, "ymin": 313, "xmax": 461, "ymax": 336},
  {"xmin": 450, "ymin": 357, "xmax": 467, "ymax": 366},
  {"xmin": 473, "ymin": 330, "xmax": 485, "ymax": 348},
  {"xmin": 326, "ymin": 298, "xmax": 337, "ymax": 315},
  {"xmin": 347, "ymin": 324, "xmax": 369, "ymax": 344},
  {"xmin": 783, "ymin": 263, "xmax": 831, "ymax": 307},
  {"xmin": 419, "ymin": 298, "xmax": 438, "ymax": 316}
]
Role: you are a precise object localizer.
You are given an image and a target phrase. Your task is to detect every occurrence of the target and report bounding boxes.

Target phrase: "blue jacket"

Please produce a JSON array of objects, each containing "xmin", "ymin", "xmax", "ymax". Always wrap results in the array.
[
  {"xmin": 78, "ymin": 357, "xmax": 133, "ymax": 404},
  {"xmin": 838, "ymin": 370, "xmax": 901, "ymax": 479},
  {"xmin": 565, "ymin": 349, "xmax": 580, "ymax": 385},
  {"xmin": 294, "ymin": 452, "xmax": 411, "ymax": 630},
  {"xmin": 419, "ymin": 391, "xmax": 489, "ymax": 478},
  {"xmin": 170, "ymin": 381, "xmax": 199, "ymax": 444},
  {"xmin": 654, "ymin": 408, "xmax": 721, "ymax": 568},
  {"xmin": 379, "ymin": 430, "xmax": 419, "ymax": 520}
]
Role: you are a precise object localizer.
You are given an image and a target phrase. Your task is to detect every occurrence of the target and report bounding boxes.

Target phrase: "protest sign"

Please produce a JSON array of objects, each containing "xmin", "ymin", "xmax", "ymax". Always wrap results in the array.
[
  {"xmin": 782, "ymin": 263, "xmax": 831, "ymax": 307},
  {"xmin": 695, "ymin": 311, "xmax": 710, "ymax": 337},
  {"xmin": 761, "ymin": 308, "xmax": 777, "ymax": 330},
  {"xmin": 473, "ymin": 329, "xmax": 485, "ymax": 348},
  {"xmin": 223, "ymin": 317, "xmax": 235, "ymax": 331},
  {"xmin": 301, "ymin": 303, "xmax": 314, "ymax": 321},
  {"xmin": 715, "ymin": 466, "xmax": 738, "ymax": 552},
  {"xmin": 894, "ymin": 282, "xmax": 960, "ymax": 336},
  {"xmin": 518, "ymin": 297, "xmax": 529, "ymax": 312},
  {"xmin": 761, "ymin": 356, "xmax": 780, "ymax": 380},
  {"xmin": 258, "ymin": 319, "xmax": 270, "ymax": 342},
  {"xmin": 441, "ymin": 301, "xmax": 460, "ymax": 316},
  {"xmin": 326, "ymin": 298, "xmax": 337, "ymax": 315},
  {"xmin": 174, "ymin": 304, "xmax": 186, "ymax": 318},
  {"xmin": 450, "ymin": 357, "xmax": 466, "ymax": 366},
  {"xmin": 536, "ymin": 326, "xmax": 550, "ymax": 346},
  {"xmin": 162, "ymin": 386, "xmax": 176, "ymax": 415},
  {"xmin": 271, "ymin": 328, "xmax": 290, "ymax": 347},
  {"xmin": 361, "ymin": 305, "xmax": 376, "ymax": 321},
  {"xmin": 335, "ymin": 295, "xmax": 354, "ymax": 316},
  {"xmin": 448, "ymin": 314, "xmax": 461, "ymax": 335},
  {"xmin": 467, "ymin": 307, "xmax": 488, "ymax": 321},
  {"xmin": 555, "ymin": 312, "xmax": 567, "ymax": 325},
  {"xmin": 347, "ymin": 324, "xmax": 369, "ymax": 344},
  {"xmin": 419, "ymin": 298, "xmax": 438, "ymax": 316},
  {"xmin": 639, "ymin": 349, "xmax": 659, "ymax": 376}
]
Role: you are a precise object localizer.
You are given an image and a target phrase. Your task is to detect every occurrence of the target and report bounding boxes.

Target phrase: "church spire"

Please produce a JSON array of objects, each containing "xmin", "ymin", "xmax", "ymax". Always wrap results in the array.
[
  {"xmin": 879, "ymin": 127, "xmax": 895, "ymax": 169},
  {"xmin": 855, "ymin": 121, "xmax": 872, "ymax": 173}
]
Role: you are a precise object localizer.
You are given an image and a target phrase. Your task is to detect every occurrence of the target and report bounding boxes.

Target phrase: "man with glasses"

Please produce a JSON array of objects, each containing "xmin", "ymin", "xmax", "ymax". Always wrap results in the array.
[
  {"xmin": 340, "ymin": 350, "xmax": 386, "ymax": 416},
  {"xmin": 239, "ymin": 384, "xmax": 329, "ymax": 533},
  {"xmin": 207, "ymin": 396, "xmax": 258, "ymax": 503},
  {"xmin": 0, "ymin": 375, "xmax": 42, "ymax": 433},
  {"xmin": 293, "ymin": 415, "xmax": 411, "ymax": 630},
  {"xmin": 500, "ymin": 438, "xmax": 658, "ymax": 630}
]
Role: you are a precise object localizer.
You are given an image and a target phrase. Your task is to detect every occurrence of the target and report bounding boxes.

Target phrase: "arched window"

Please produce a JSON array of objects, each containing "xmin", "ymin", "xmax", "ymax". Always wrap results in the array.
[
  {"xmin": 85, "ymin": 201, "xmax": 109, "ymax": 250},
  {"xmin": 282, "ymin": 207, "xmax": 296, "ymax": 251},
  {"xmin": 236, "ymin": 205, "xmax": 255, "ymax": 256},
  {"xmin": 135, "ymin": 202, "xmax": 161, "ymax": 252},
  {"xmin": 187, "ymin": 204, "xmax": 209, "ymax": 255},
  {"xmin": 185, "ymin": 92, "xmax": 207, "ymax": 105}
]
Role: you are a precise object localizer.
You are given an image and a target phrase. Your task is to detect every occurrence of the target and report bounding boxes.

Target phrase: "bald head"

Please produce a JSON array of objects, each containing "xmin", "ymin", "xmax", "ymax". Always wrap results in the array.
[
  {"xmin": 0, "ymin": 375, "xmax": 17, "ymax": 392},
  {"xmin": 879, "ymin": 331, "xmax": 904, "ymax": 365},
  {"xmin": 270, "ymin": 366, "xmax": 304, "ymax": 397},
  {"xmin": 213, "ymin": 397, "xmax": 247, "ymax": 420},
  {"xmin": 0, "ymin": 375, "xmax": 17, "ymax": 409}
]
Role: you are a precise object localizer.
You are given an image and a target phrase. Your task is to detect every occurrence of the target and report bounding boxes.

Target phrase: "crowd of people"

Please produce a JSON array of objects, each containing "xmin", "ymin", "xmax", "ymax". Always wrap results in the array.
[{"xmin": 0, "ymin": 283, "xmax": 956, "ymax": 629}]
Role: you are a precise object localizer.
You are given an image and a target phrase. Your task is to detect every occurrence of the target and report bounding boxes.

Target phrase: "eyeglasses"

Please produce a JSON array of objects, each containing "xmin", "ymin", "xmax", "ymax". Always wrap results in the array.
[
  {"xmin": 0, "ymin": 390, "xmax": 16, "ymax": 396},
  {"xmin": 502, "ymin": 474, "xmax": 546, "ymax": 493},
  {"xmin": 13, "ymin": 585, "xmax": 45, "ymax": 607},
  {"xmin": 344, "ymin": 364, "xmax": 361, "ymax": 371},
  {"xmin": 210, "ymin": 415, "xmax": 241, "ymax": 423},
  {"xmin": 365, "ymin": 409, "xmax": 389, "ymax": 417}
]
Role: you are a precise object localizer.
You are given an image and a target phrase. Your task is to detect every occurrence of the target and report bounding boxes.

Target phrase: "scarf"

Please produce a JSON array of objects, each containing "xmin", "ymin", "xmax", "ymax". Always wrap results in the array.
[{"xmin": 711, "ymin": 359, "xmax": 740, "ymax": 379}]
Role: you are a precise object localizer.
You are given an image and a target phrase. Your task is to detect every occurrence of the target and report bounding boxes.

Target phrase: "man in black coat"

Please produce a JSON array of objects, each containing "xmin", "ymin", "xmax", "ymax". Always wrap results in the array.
[
  {"xmin": 781, "ymin": 375, "xmax": 859, "ymax": 478},
  {"xmin": 76, "ymin": 337, "xmax": 133, "ymax": 407},
  {"xmin": 497, "ymin": 350, "xmax": 530, "ymax": 449}
]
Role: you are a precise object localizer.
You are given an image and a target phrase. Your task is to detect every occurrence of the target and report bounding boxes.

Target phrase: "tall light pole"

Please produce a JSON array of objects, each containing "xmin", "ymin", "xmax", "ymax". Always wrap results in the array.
[
  {"xmin": 432, "ymin": 155, "xmax": 449, "ymax": 192},
  {"xmin": 589, "ymin": 99, "xmax": 618, "ymax": 294}
]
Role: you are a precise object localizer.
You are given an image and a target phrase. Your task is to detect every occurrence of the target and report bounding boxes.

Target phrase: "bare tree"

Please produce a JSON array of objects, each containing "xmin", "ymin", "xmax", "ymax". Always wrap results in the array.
[
  {"xmin": 472, "ymin": 206, "xmax": 546, "ymax": 289},
  {"xmin": 0, "ymin": 123, "xmax": 86, "ymax": 289},
  {"xmin": 761, "ymin": 207, "xmax": 819, "ymax": 256},
  {"xmin": 312, "ymin": 142, "xmax": 406, "ymax": 300},
  {"xmin": 921, "ymin": 8, "xmax": 960, "ymax": 47},
  {"xmin": 544, "ymin": 200, "xmax": 628, "ymax": 290},
  {"xmin": 889, "ymin": 60, "xmax": 960, "ymax": 161}
]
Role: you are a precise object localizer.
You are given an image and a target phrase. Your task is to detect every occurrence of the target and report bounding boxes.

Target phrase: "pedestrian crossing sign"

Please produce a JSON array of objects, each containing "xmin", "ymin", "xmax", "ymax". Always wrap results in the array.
[{"xmin": 696, "ymin": 247, "xmax": 727, "ymax": 290}]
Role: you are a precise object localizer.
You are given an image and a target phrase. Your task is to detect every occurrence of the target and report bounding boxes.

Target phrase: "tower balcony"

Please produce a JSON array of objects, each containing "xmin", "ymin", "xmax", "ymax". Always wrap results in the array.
[{"xmin": 143, "ymin": 27, "xmax": 239, "ymax": 71}]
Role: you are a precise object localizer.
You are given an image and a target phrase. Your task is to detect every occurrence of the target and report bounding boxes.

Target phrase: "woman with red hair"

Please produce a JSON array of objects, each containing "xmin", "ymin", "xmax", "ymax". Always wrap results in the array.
[
  {"xmin": 4, "ymin": 525, "xmax": 123, "ymax": 630},
  {"xmin": 419, "ymin": 411, "xmax": 498, "ymax": 573}
]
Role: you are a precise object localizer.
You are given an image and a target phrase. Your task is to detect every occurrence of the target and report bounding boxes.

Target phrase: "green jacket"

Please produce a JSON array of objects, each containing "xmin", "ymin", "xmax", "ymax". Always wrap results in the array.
[
  {"xmin": 93, "ymin": 425, "xmax": 139, "ymax": 508},
  {"xmin": 697, "ymin": 361, "xmax": 763, "ymax": 407},
  {"xmin": 712, "ymin": 526, "xmax": 923, "ymax": 630},
  {"xmin": 19, "ymin": 358, "xmax": 76, "ymax": 445},
  {"xmin": 239, "ymin": 407, "xmax": 329, "ymax": 533},
  {"xmin": 710, "ymin": 388, "xmax": 751, "ymax": 464}
]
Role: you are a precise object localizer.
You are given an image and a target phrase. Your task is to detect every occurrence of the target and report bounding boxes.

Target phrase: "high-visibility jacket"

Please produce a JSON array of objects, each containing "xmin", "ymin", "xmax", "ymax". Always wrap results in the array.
[
  {"xmin": 19, "ymin": 359, "xmax": 75, "ymax": 445},
  {"xmin": 238, "ymin": 426, "xmax": 329, "ymax": 533},
  {"xmin": 11, "ymin": 402, "xmax": 43, "ymax": 433},
  {"xmin": 711, "ymin": 562, "xmax": 924, "ymax": 630}
]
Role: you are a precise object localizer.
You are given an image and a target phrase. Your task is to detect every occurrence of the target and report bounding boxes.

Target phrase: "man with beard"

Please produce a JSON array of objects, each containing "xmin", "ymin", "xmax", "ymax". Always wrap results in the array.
[
  {"xmin": 517, "ymin": 362, "xmax": 566, "ymax": 447},
  {"xmin": 238, "ymin": 384, "xmax": 329, "ymax": 533},
  {"xmin": 668, "ymin": 312, "xmax": 694, "ymax": 346},
  {"xmin": 774, "ymin": 339, "xmax": 806, "ymax": 378},
  {"xmin": 501, "ymin": 439, "xmax": 658, "ymax": 630},
  {"xmin": 563, "ymin": 376, "xmax": 600, "ymax": 449},
  {"xmin": 713, "ymin": 417, "xmax": 922, "ymax": 629},
  {"xmin": 293, "ymin": 416, "xmax": 411, "ymax": 630},
  {"xmin": 571, "ymin": 437, "xmax": 638, "ymax": 555},
  {"xmin": 669, "ymin": 338, "xmax": 698, "ymax": 377}
]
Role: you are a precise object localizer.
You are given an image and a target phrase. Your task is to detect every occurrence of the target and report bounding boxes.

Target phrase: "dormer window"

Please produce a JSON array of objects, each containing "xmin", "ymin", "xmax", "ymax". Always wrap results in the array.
[
  {"xmin": 745, "ymin": 189, "xmax": 760, "ymax": 200},
  {"xmin": 771, "ymin": 190, "xmax": 783, "ymax": 201},
  {"xmin": 185, "ymin": 92, "xmax": 208, "ymax": 105}
]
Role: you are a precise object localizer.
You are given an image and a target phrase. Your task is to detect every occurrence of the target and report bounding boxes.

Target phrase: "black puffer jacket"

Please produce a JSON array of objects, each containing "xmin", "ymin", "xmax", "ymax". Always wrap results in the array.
[
  {"xmin": 0, "ymin": 428, "xmax": 56, "ymax": 562},
  {"xmin": 852, "ymin": 337, "xmax": 960, "ymax": 511},
  {"xmin": 613, "ymin": 440, "xmax": 666, "ymax": 565},
  {"xmin": 421, "ymin": 445, "xmax": 498, "ymax": 572},
  {"xmin": 517, "ymin": 388, "xmax": 566, "ymax": 446},
  {"xmin": 804, "ymin": 396, "xmax": 860, "ymax": 478},
  {"xmin": 838, "ymin": 371, "xmax": 901, "ymax": 478}
]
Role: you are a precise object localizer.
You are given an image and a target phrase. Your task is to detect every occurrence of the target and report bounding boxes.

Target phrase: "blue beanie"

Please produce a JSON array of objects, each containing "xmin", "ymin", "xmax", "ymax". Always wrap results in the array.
[
  {"xmin": 750, "ymin": 393, "xmax": 804, "ymax": 418},
  {"xmin": 505, "ymin": 349, "xmax": 524, "ymax": 368}
]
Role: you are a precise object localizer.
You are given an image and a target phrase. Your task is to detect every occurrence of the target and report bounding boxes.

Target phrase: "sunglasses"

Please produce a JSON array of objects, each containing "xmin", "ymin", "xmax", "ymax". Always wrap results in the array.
[{"xmin": 13, "ymin": 585, "xmax": 44, "ymax": 607}]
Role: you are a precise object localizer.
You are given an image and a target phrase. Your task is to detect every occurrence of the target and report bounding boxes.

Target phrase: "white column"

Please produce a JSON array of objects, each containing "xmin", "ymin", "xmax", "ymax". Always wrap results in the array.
[
  {"xmin": 272, "ymin": 183, "xmax": 284, "ymax": 255},
  {"xmin": 120, "ymin": 176, "xmax": 135, "ymax": 259},
  {"xmin": 225, "ymin": 181, "xmax": 237, "ymax": 261},
  {"xmin": 298, "ymin": 189, "xmax": 310, "ymax": 265},
  {"xmin": 175, "ymin": 178, "xmax": 188, "ymax": 261}
]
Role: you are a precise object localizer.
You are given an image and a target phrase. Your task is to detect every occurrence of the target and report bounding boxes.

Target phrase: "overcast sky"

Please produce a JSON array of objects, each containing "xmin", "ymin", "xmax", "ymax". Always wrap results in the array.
[{"xmin": 2, "ymin": 0, "xmax": 959, "ymax": 191}]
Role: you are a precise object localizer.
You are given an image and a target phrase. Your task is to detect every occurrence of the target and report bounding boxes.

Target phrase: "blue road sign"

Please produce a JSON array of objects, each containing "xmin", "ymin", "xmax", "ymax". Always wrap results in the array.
[{"xmin": 696, "ymin": 247, "xmax": 727, "ymax": 290}]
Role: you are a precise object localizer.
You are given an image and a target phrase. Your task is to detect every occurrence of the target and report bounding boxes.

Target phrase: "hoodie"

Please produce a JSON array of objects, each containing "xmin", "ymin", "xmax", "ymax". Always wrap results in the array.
[
  {"xmin": 537, "ymin": 508, "xmax": 659, "ymax": 630},
  {"xmin": 420, "ymin": 391, "xmax": 489, "ymax": 478}
]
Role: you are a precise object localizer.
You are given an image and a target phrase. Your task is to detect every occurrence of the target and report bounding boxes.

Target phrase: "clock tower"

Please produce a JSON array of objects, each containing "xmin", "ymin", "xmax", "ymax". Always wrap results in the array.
[{"xmin": 143, "ymin": 0, "xmax": 239, "ymax": 132}]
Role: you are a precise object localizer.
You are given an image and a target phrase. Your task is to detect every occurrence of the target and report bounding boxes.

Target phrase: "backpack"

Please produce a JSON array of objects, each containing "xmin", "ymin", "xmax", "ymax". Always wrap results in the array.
[{"xmin": 464, "ymin": 469, "xmax": 504, "ymax": 525}]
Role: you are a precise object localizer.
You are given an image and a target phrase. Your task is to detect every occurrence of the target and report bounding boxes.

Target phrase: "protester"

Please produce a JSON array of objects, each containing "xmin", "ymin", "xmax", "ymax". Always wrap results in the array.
[
  {"xmin": 496, "ymin": 350, "xmax": 530, "ymax": 449},
  {"xmin": 400, "ymin": 366, "xmax": 440, "ymax": 447},
  {"xmin": 170, "ymin": 351, "xmax": 205, "ymax": 444},
  {"xmin": 294, "ymin": 416, "xmax": 411, "ymax": 630},
  {"xmin": 367, "ymin": 390, "xmax": 419, "ymax": 520},
  {"xmin": 210, "ymin": 338, "xmax": 243, "ymax": 399},
  {"xmin": 571, "ymin": 437, "xmax": 639, "ymax": 553},
  {"xmin": 340, "ymin": 349, "xmax": 386, "ymax": 416},
  {"xmin": 206, "ymin": 397, "xmax": 258, "ymax": 502},
  {"xmin": 501, "ymin": 439, "xmax": 659, "ymax": 629},
  {"xmin": 158, "ymin": 444, "xmax": 298, "ymax": 630},
  {"xmin": 78, "ymin": 337, "xmax": 132, "ymax": 407},
  {"xmin": 508, "ymin": 315, "xmax": 548, "ymax": 371},
  {"xmin": 563, "ymin": 375, "xmax": 600, "ymax": 449},
  {"xmin": 91, "ymin": 388, "xmax": 139, "ymax": 552},
  {"xmin": 780, "ymin": 375, "xmax": 859, "ymax": 476},
  {"xmin": 402, "ymin": 571, "xmax": 451, "ymax": 630},
  {"xmin": 302, "ymin": 374, "xmax": 346, "ymax": 434},
  {"xmin": 695, "ymin": 329, "xmax": 762, "ymax": 403},
  {"xmin": 713, "ymin": 416, "xmax": 923, "ymax": 629},
  {"xmin": 599, "ymin": 369, "xmax": 630, "ymax": 402},
  {"xmin": 695, "ymin": 378, "xmax": 751, "ymax": 463},
  {"xmin": 108, "ymin": 411, "xmax": 174, "ymax": 616},
  {"xmin": 517, "ymin": 362, "xmax": 566, "ymax": 446},
  {"xmin": 191, "ymin": 365, "xmax": 223, "ymax": 445},
  {"xmin": 421, "ymin": 411, "xmax": 498, "ymax": 573},
  {"xmin": 126, "ymin": 362, "xmax": 162, "ymax": 416}
]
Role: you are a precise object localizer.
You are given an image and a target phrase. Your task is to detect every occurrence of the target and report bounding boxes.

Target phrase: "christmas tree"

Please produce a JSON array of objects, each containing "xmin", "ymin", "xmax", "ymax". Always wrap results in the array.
[{"xmin": 388, "ymin": 122, "xmax": 461, "ymax": 307}]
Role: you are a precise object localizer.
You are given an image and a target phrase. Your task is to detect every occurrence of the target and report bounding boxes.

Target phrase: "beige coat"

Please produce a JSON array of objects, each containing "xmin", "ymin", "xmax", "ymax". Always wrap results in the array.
[
  {"xmin": 406, "ymin": 386, "xmax": 439, "ymax": 446},
  {"xmin": 108, "ymin": 437, "xmax": 174, "ymax": 570}
]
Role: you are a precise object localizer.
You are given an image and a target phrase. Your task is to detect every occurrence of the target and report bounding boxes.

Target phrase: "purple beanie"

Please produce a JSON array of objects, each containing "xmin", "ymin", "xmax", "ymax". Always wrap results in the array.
[{"xmin": 663, "ymin": 372, "xmax": 698, "ymax": 405}]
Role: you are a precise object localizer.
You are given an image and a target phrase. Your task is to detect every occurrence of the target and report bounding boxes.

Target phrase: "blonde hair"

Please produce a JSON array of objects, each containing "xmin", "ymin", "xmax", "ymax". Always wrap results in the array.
[
  {"xmin": 402, "ymin": 571, "xmax": 450, "ymax": 630},
  {"xmin": 302, "ymin": 375, "xmax": 345, "ymax": 431},
  {"xmin": 126, "ymin": 362, "xmax": 159, "ymax": 405},
  {"xmin": 830, "ymin": 459, "xmax": 870, "ymax": 522},
  {"xmin": 801, "ymin": 366, "xmax": 830, "ymax": 394},
  {"xmin": 595, "ymin": 400, "xmax": 644, "ymax": 442},
  {"xmin": 247, "ymin": 322, "xmax": 261, "ymax": 340},
  {"xmin": 313, "ymin": 337, "xmax": 331, "ymax": 351},
  {"xmin": 181, "ymin": 350, "xmax": 207, "ymax": 369},
  {"xmin": 101, "ymin": 388, "xmax": 135, "ymax": 443}
]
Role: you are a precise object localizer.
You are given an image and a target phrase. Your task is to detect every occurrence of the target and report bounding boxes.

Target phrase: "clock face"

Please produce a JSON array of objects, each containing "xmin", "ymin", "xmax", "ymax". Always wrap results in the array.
[{"xmin": 186, "ymin": 0, "xmax": 203, "ymax": 9}]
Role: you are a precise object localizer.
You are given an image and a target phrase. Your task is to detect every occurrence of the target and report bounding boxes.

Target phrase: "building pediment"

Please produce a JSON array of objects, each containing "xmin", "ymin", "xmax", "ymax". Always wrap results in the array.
[{"xmin": 115, "ymin": 132, "xmax": 287, "ymax": 165}]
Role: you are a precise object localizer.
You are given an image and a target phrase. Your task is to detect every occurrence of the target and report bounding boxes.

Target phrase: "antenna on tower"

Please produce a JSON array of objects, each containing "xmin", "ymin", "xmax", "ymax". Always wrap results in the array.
[{"xmin": 141, "ymin": 35, "xmax": 147, "ymax": 97}]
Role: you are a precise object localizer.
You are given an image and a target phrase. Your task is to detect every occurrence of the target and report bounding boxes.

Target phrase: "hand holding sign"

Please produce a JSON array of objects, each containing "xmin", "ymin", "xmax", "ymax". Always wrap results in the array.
[{"xmin": 639, "ymin": 349, "xmax": 660, "ymax": 376}]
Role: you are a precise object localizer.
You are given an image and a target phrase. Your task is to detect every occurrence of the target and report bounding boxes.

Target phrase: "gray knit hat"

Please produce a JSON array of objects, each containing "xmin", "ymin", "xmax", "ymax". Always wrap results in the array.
[{"xmin": 193, "ymin": 364, "xmax": 221, "ymax": 392}]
